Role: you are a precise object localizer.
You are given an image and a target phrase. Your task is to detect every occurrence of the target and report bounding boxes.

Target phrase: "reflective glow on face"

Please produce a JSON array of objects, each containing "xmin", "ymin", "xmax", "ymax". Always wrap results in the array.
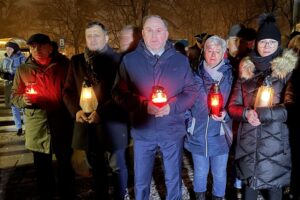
[
  {"xmin": 257, "ymin": 39, "xmax": 278, "ymax": 57},
  {"xmin": 85, "ymin": 25, "xmax": 108, "ymax": 51},
  {"xmin": 142, "ymin": 17, "xmax": 169, "ymax": 53}
]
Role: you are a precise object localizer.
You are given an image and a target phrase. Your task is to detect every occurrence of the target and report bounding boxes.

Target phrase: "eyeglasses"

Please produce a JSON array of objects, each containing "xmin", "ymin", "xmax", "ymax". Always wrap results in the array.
[{"xmin": 258, "ymin": 40, "xmax": 278, "ymax": 48}]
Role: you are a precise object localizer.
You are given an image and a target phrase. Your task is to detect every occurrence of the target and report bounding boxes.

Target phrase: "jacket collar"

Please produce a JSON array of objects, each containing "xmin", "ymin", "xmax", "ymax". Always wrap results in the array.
[
  {"xmin": 136, "ymin": 40, "xmax": 176, "ymax": 60},
  {"xmin": 198, "ymin": 59, "xmax": 232, "ymax": 76}
]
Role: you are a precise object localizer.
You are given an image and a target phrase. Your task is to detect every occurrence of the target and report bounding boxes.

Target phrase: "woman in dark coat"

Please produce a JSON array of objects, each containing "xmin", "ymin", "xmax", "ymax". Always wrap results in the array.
[{"xmin": 228, "ymin": 14, "xmax": 297, "ymax": 200}]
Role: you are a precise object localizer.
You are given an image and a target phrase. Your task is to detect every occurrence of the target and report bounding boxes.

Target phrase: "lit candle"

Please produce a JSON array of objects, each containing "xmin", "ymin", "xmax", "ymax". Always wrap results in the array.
[
  {"xmin": 79, "ymin": 81, "xmax": 98, "ymax": 114},
  {"xmin": 82, "ymin": 89, "xmax": 92, "ymax": 99},
  {"xmin": 207, "ymin": 83, "xmax": 223, "ymax": 116},
  {"xmin": 151, "ymin": 86, "xmax": 167, "ymax": 108},
  {"xmin": 211, "ymin": 97, "xmax": 219, "ymax": 106},
  {"xmin": 254, "ymin": 85, "xmax": 274, "ymax": 108},
  {"xmin": 260, "ymin": 90, "xmax": 271, "ymax": 105},
  {"xmin": 25, "ymin": 84, "xmax": 38, "ymax": 95}
]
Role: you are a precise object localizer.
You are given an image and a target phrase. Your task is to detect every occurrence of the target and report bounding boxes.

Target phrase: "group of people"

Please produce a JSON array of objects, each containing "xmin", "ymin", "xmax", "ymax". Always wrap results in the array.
[
  {"xmin": 0, "ymin": 41, "xmax": 26, "ymax": 136},
  {"xmin": 1, "ymin": 12, "xmax": 299, "ymax": 200}
]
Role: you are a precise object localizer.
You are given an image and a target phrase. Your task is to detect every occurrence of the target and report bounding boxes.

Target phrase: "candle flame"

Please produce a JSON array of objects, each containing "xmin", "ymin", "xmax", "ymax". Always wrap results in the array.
[
  {"xmin": 80, "ymin": 86, "xmax": 98, "ymax": 113},
  {"xmin": 211, "ymin": 97, "xmax": 219, "ymax": 106},
  {"xmin": 26, "ymin": 87, "xmax": 37, "ymax": 94},
  {"xmin": 83, "ymin": 90, "xmax": 92, "ymax": 99},
  {"xmin": 261, "ymin": 90, "xmax": 271, "ymax": 102},
  {"xmin": 152, "ymin": 92, "xmax": 167, "ymax": 103}
]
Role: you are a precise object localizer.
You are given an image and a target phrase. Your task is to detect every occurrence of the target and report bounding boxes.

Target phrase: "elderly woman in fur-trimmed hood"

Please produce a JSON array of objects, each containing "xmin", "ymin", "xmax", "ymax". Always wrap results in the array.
[{"xmin": 228, "ymin": 13, "xmax": 297, "ymax": 200}]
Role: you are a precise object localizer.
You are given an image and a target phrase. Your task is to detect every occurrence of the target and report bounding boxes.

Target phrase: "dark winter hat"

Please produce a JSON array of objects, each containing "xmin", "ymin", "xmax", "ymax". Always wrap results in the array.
[
  {"xmin": 228, "ymin": 24, "xmax": 245, "ymax": 37},
  {"xmin": 243, "ymin": 28, "xmax": 257, "ymax": 41},
  {"xmin": 27, "ymin": 33, "xmax": 51, "ymax": 45},
  {"xmin": 5, "ymin": 42, "xmax": 20, "ymax": 52},
  {"xmin": 256, "ymin": 13, "xmax": 281, "ymax": 44}
]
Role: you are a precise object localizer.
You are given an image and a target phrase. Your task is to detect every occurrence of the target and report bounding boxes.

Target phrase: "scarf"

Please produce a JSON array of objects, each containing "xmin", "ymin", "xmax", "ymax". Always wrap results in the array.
[
  {"xmin": 203, "ymin": 60, "xmax": 224, "ymax": 82},
  {"xmin": 84, "ymin": 45, "xmax": 109, "ymax": 68},
  {"xmin": 83, "ymin": 45, "xmax": 109, "ymax": 85},
  {"xmin": 250, "ymin": 48, "xmax": 281, "ymax": 72}
]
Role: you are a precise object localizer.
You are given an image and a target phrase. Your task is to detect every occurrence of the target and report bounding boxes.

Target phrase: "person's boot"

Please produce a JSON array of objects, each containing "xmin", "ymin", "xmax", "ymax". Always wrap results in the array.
[
  {"xmin": 195, "ymin": 192, "xmax": 206, "ymax": 200},
  {"xmin": 16, "ymin": 128, "xmax": 23, "ymax": 136},
  {"xmin": 212, "ymin": 195, "xmax": 225, "ymax": 200}
]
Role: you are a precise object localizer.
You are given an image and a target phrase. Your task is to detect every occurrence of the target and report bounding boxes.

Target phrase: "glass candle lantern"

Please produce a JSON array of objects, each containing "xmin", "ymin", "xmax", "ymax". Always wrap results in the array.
[
  {"xmin": 254, "ymin": 76, "xmax": 274, "ymax": 109},
  {"xmin": 79, "ymin": 80, "xmax": 98, "ymax": 114},
  {"xmin": 254, "ymin": 85, "xmax": 274, "ymax": 108},
  {"xmin": 207, "ymin": 83, "xmax": 223, "ymax": 116}
]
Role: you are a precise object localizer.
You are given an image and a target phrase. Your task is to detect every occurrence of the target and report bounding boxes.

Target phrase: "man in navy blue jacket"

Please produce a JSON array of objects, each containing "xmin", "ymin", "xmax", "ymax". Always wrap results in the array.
[{"xmin": 112, "ymin": 15, "xmax": 198, "ymax": 200}]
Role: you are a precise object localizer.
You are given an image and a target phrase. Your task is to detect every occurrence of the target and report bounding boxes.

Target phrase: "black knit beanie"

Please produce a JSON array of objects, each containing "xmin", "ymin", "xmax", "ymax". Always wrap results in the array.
[
  {"xmin": 256, "ymin": 13, "xmax": 281, "ymax": 44},
  {"xmin": 5, "ymin": 42, "xmax": 20, "ymax": 53}
]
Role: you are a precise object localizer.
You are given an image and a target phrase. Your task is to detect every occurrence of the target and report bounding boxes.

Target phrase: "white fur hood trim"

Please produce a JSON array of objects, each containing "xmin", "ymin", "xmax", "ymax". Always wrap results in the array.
[{"xmin": 239, "ymin": 49, "xmax": 298, "ymax": 80}]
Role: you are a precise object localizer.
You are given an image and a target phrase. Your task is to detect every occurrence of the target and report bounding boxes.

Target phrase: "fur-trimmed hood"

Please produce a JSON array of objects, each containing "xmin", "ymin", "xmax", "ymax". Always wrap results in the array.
[{"xmin": 239, "ymin": 49, "xmax": 298, "ymax": 80}]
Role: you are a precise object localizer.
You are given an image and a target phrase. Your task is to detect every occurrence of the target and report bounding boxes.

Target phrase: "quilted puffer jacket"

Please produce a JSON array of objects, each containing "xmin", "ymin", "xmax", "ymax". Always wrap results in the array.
[{"xmin": 228, "ymin": 49, "xmax": 297, "ymax": 189}]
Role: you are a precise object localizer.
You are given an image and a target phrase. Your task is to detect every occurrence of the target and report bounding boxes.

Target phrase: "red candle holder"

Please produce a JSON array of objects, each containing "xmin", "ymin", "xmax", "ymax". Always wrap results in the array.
[
  {"xmin": 151, "ymin": 86, "xmax": 167, "ymax": 108},
  {"xmin": 207, "ymin": 83, "xmax": 223, "ymax": 116}
]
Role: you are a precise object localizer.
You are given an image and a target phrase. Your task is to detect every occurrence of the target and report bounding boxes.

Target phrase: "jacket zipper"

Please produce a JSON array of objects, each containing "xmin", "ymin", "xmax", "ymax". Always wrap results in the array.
[{"xmin": 205, "ymin": 115, "xmax": 209, "ymax": 157}]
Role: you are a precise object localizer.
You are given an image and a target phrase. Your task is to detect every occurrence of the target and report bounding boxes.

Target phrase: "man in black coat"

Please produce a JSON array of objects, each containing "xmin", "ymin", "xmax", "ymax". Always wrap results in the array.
[{"xmin": 63, "ymin": 21, "xmax": 129, "ymax": 199}]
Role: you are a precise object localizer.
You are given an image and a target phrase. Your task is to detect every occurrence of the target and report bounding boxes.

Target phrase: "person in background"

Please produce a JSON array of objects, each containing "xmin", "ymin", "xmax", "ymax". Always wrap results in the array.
[
  {"xmin": 226, "ymin": 24, "xmax": 256, "ymax": 199},
  {"xmin": 285, "ymin": 34, "xmax": 300, "ymax": 200},
  {"xmin": 11, "ymin": 33, "xmax": 75, "ymax": 200},
  {"xmin": 112, "ymin": 15, "xmax": 198, "ymax": 200},
  {"xmin": 226, "ymin": 24, "xmax": 246, "ymax": 58},
  {"xmin": 119, "ymin": 25, "xmax": 142, "ymax": 54},
  {"xmin": 188, "ymin": 33, "xmax": 209, "ymax": 71},
  {"xmin": 0, "ymin": 42, "xmax": 26, "ymax": 136},
  {"xmin": 243, "ymin": 27, "xmax": 257, "ymax": 50},
  {"xmin": 228, "ymin": 13, "xmax": 297, "ymax": 200},
  {"xmin": 226, "ymin": 24, "xmax": 256, "ymax": 80},
  {"xmin": 187, "ymin": 44, "xmax": 201, "ymax": 71},
  {"xmin": 288, "ymin": 31, "xmax": 300, "ymax": 47},
  {"xmin": 174, "ymin": 41, "xmax": 187, "ymax": 56},
  {"xmin": 118, "ymin": 24, "xmax": 142, "ymax": 195},
  {"xmin": 185, "ymin": 36, "xmax": 233, "ymax": 200}
]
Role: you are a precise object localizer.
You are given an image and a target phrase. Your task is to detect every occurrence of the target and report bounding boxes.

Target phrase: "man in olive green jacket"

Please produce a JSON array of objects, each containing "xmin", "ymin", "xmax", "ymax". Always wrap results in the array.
[{"xmin": 11, "ymin": 33, "xmax": 75, "ymax": 200}]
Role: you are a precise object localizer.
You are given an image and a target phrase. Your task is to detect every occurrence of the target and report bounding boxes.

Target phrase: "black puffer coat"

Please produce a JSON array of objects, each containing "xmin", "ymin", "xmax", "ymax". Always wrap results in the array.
[{"xmin": 228, "ymin": 49, "xmax": 297, "ymax": 189}]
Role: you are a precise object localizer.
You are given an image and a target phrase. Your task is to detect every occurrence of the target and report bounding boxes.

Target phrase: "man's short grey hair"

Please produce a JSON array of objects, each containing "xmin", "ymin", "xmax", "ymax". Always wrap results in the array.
[
  {"xmin": 204, "ymin": 35, "xmax": 227, "ymax": 53},
  {"xmin": 142, "ymin": 15, "xmax": 168, "ymax": 29}
]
